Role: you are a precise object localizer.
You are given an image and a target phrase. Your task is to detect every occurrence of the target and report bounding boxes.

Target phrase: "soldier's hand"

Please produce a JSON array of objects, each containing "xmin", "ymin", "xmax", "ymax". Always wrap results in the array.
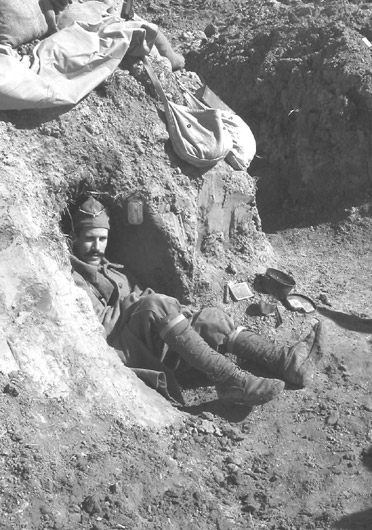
[{"xmin": 50, "ymin": 0, "xmax": 72, "ymax": 13}]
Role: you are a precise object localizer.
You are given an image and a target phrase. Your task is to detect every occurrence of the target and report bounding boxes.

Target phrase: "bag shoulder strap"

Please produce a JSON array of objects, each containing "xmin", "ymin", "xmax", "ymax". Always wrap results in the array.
[
  {"xmin": 143, "ymin": 57, "xmax": 206, "ymax": 112},
  {"xmin": 143, "ymin": 57, "xmax": 170, "ymax": 112},
  {"xmin": 143, "ymin": 57, "xmax": 188, "ymax": 159},
  {"xmin": 143, "ymin": 57, "xmax": 233, "ymax": 168}
]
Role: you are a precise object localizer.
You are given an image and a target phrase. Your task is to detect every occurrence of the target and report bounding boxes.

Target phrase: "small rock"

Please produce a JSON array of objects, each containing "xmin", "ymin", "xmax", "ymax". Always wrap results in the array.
[
  {"xmin": 322, "ymin": 6, "xmax": 337, "ymax": 16},
  {"xmin": 116, "ymin": 514, "xmax": 135, "ymax": 527},
  {"xmin": 226, "ymin": 262, "xmax": 237, "ymax": 275},
  {"xmin": 194, "ymin": 31, "xmax": 207, "ymax": 42},
  {"xmin": 134, "ymin": 139, "xmax": 145, "ymax": 154},
  {"xmin": 91, "ymin": 523, "xmax": 104, "ymax": 530},
  {"xmin": 216, "ymin": 517, "xmax": 233, "ymax": 530},
  {"xmin": 269, "ymin": 471, "xmax": 282, "ymax": 482},
  {"xmin": 221, "ymin": 425, "xmax": 245, "ymax": 441},
  {"xmin": 198, "ymin": 420, "xmax": 215, "ymax": 434},
  {"xmin": 69, "ymin": 513, "xmax": 81, "ymax": 524},
  {"xmin": 344, "ymin": 417, "xmax": 365, "ymax": 435},
  {"xmin": 192, "ymin": 491, "xmax": 201, "ymax": 502},
  {"xmin": 226, "ymin": 463, "xmax": 240, "ymax": 473},
  {"xmin": 242, "ymin": 500, "xmax": 260, "ymax": 514},
  {"xmin": 228, "ymin": 471, "xmax": 244, "ymax": 486},
  {"xmin": 82, "ymin": 495, "xmax": 101, "ymax": 515},
  {"xmin": 185, "ymin": 415, "xmax": 198, "ymax": 426},
  {"xmin": 288, "ymin": 12, "xmax": 299, "ymax": 24},
  {"xmin": 8, "ymin": 430, "xmax": 22, "ymax": 442},
  {"xmin": 212, "ymin": 470, "xmax": 225, "ymax": 485},
  {"xmin": 3, "ymin": 383, "xmax": 19, "ymax": 397},
  {"xmin": 342, "ymin": 452, "xmax": 356, "ymax": 461},
  {"xmin": 214, "ymin": 426, "xmax": 223, "ymax": 437},
  {"xmin": 204, "ymin": 23, "xmax": 216, "ymax": 38},
  {"xmin": 295, "ymin": 6, "xmax": 313, "ymax": 16},
  {"xmin": 326, "ymin": 411, "xmax": 339, "ymax": 426},
  {"xmin": 319, "ymin": 293, "xmax": 332, "ymax": 306},
  {"xmin": 200, "ymin": 412, "xmax": 214, "ymax": 421},
  {"xmin": 181, "ymin": 31, "xmax": 193, "ymax": 41},
  {"xmin": 109, "ymin": 483, "xmax": 118, "ymax": 494},
  {"xmin": 225, "ymin": 454, "xmax": 244, "ymax": 466}
]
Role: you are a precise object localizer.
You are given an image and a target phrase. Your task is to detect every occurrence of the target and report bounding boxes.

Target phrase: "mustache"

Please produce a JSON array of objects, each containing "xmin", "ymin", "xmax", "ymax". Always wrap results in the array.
[{"xmin": 85, "ymin": 250, "xmax": 104, "ymax": 257}]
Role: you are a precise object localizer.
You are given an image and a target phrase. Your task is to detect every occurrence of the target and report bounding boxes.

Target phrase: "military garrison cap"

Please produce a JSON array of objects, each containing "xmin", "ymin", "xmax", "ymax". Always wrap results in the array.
[{"xmin": 73, "ymin": 197, "xmax": 110, "ymax": 231}]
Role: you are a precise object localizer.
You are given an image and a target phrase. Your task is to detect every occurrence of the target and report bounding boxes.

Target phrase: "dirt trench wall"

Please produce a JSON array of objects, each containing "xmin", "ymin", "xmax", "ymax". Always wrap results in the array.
[
  {"xmin": 108, "ymin": 161, "xmax": 272, "ymax": 303},
  {"xmin": 0, "ymin": 54, "xmax": 274, "ymax": 427},
  {"xmin": 0, "ymin": 154, "xmax": 180, "ymax": 428},
  {"xmin": 186, "ymin": 1, "xmax": 372, "ymax": 216},
  {"xmin": 0, "ymin": 29, "xmax": 279, "ymax": 530},
  {"xmin": 25, "ymin": 58, "xmax": 273, "ymax": 303}
]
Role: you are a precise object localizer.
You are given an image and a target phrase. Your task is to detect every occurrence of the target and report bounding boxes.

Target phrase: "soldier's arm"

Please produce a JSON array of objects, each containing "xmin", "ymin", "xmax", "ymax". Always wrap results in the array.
[
  {"xmin": 49, "ymin": 0, "xmax": 72, "ymax": 13},
  {"xmin": 73, "ymin": 270, "xmax": 120, "ymax": 334}
]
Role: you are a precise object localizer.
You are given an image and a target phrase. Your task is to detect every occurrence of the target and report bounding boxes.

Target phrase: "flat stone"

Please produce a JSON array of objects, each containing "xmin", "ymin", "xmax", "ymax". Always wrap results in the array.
[
  {"xmin": 200, "ymin": 412, "xmax": 214, "ymax": 421},
  {"xmin": 199, "ymin": 420, "xmax": 215, "ymax": 434}
]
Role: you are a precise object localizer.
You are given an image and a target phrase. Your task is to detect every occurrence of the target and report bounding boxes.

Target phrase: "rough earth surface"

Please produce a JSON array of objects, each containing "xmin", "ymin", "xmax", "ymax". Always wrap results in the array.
[{"xmin": 1, "ymin": 1, "xmax": 372, "ymax": 529}]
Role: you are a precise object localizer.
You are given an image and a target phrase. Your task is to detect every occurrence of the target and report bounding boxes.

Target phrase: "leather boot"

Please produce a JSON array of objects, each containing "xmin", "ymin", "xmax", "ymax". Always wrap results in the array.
[
  {"xmin": 227, "ymin": 321, "xmax": 323, "ymax": 387},
  {"xmin": 159, "ymin": 315, "xmax": 285, "ymax": 406}
]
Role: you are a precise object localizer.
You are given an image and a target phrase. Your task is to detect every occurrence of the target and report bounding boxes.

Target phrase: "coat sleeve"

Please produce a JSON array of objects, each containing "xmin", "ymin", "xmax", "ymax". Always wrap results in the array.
[
  {"xmin": 72, "ymin": 270, "xmax": 121, "ymax": 336},
  {"xmin": 101, "ymin": 302, "xmax": 122, "ymax": 337}
]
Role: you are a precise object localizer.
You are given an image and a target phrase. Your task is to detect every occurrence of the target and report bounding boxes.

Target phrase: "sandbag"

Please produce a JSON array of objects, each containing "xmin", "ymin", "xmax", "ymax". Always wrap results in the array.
[{"xmin": 0, "ymin": 0, "xmax": 55, "ymax": 48}]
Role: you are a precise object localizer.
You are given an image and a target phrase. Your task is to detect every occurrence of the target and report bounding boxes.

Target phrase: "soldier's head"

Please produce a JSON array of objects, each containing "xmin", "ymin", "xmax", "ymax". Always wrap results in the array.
[{"xmin": 71, "ymin": 197, "xmax": 110, "ymax": 266}]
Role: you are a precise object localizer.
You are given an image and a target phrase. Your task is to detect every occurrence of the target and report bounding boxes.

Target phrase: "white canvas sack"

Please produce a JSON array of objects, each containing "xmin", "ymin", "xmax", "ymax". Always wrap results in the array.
[
  {"xmin": 221, "ymin": 111, "xmax": 256, "ymax": 170},
  {"xmin": 183, "ymin": 81, "xmax": 256, "ymax": 170},
  {"xmin": 143, "ymin": 57, "xmax": 233, "ymax": 169}
]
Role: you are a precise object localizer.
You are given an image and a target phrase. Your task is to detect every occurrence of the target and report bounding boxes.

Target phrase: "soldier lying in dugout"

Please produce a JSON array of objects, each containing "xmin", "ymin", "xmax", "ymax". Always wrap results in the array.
[{"xmin": 69, "ymin": 197, "xmax": 323, "ymax": 406}]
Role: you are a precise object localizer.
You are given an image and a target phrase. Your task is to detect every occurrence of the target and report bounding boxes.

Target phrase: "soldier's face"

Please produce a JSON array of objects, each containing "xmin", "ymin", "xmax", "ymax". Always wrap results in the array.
[{"xmin": 74, "ymin": 227, "xmax": 108, "ymax": 266}]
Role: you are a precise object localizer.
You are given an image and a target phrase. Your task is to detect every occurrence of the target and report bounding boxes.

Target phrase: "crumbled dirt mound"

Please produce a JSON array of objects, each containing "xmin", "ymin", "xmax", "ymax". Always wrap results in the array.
[
  {"xmin": 1, "ymin": 2, "xmax": 372, "ymax": 530},
  {"xmin": 170, "ymin": 0, "xmax": 372, "ymax": 227}
]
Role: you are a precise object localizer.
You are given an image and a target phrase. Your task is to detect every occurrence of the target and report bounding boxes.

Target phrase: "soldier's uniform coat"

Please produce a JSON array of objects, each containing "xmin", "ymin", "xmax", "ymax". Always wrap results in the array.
[{"xmin": 71, "ymin": 254, "xmax": 236, "ymax": 402}]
